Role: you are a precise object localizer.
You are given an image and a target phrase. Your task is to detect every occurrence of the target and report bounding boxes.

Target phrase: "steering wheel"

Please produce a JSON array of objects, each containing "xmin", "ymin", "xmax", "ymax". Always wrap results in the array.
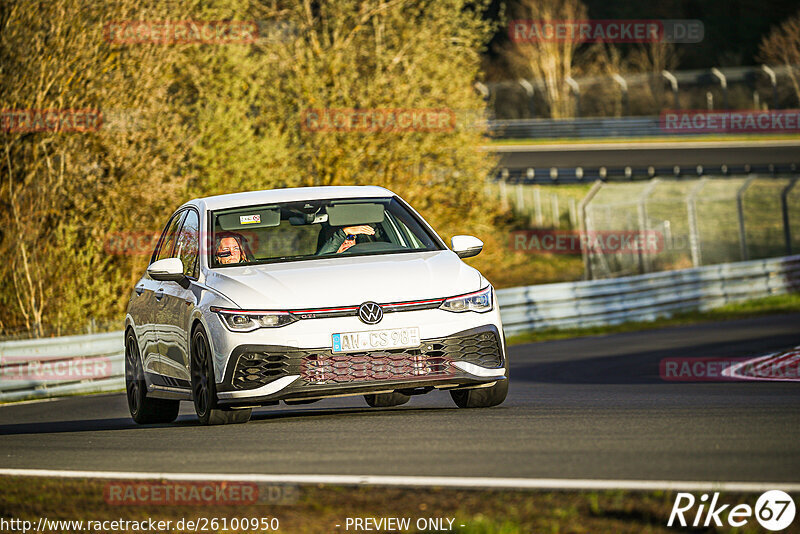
[{"xmin": 342, "ymin": 241, "xmax": 399, "ymax": 253}]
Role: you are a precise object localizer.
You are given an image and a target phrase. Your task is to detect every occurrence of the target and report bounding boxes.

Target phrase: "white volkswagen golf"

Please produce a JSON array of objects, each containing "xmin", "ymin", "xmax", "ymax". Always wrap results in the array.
[{"xmin": 125, "ymin": 186, "xmax": 508, "ymax": 425}]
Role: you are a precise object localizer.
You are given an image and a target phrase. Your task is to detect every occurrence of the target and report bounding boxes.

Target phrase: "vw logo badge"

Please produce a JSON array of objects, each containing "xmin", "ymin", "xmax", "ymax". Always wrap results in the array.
[{"xmin": 358, "ymin": 302, "xmax": 383, "ymax": 325}]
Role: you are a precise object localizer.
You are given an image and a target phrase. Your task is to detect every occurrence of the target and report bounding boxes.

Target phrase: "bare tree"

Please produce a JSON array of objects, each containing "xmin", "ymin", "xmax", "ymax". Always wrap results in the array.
[
  {"xmin": 758, "ymin": 9, "xmax": 800, "ymax": 105},
  {"xmin": 627, "ymin": 41, "xmax": 680, "ymax": 113},
  {"xmin": 504, "ymin": 0, "xmax": 588, "ymax": 118},
  {"xmin": 1, "ymin": 0, "xmax": 507, "ymax": 336}
]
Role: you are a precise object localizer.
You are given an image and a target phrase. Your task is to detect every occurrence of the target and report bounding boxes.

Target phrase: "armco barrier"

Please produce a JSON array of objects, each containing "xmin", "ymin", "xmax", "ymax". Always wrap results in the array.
[
  {"xmin": 1, "ymin": 255, "xmax": 798, "ymax": 401},
  {"xmin": 489, "ymin": 116, "xmax": 666, "ymax": 139},
  {"xmin": 0, "ymin": 332, "xmax": 124, "ymax": 402},
  {"xmin": 497, "ymin": 254, "xmax": 800, "ymax": 335}
]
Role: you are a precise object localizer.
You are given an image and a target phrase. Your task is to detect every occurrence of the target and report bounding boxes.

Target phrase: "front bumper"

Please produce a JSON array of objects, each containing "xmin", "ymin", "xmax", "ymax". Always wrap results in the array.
[{"xmin": 215, "ymin": 325, "xmax": 506, "ymax": 406}]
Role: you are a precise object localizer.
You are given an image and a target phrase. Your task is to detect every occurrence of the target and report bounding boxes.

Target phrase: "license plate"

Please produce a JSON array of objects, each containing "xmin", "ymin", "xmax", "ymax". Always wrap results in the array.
[{"xmin": 332, "ymin": 327, "xmax": 420, "ymax": 353}]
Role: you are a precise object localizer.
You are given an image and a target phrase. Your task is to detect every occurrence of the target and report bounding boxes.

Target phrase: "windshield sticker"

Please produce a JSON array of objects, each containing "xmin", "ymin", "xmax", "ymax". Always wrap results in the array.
[{"xmin": 239, "ymin": 214, "xmax": 261, "ymax": 225}]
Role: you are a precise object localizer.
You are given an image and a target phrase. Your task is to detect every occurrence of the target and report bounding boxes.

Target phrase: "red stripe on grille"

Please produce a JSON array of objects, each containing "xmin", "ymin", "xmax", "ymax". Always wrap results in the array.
[{"xmin": 301, "ymin": 353, "xmax": 453, "ymax": 384}]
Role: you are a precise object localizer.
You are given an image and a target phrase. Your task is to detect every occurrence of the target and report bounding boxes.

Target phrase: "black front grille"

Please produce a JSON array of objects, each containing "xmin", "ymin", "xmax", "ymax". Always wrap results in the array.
[
  {"xmin": 426, "ymin": 329, "xmax": 503, "ymax": 368},
  {"xmin": 227, "ymin": 326, "xmax": 503, "ymax": 391},
  {"xmin": 233, "ymin": 353, "xmax": 290, "ymax": 390}
]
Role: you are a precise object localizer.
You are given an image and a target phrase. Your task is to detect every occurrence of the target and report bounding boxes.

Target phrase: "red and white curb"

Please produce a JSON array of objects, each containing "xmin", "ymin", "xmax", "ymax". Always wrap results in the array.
[{"xmin": 725, "ymin": 346, "xmax": 800, "ymax": 382}]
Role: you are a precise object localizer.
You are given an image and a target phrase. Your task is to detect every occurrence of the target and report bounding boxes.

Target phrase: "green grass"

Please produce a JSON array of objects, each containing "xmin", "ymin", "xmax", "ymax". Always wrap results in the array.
[
  {"xmin": 506, "ymin": 292, "xmax": 800, "ymax": 346},
  {"xmin": 0, "ymin": 476, "xmax": 783, "ymax": 534}
]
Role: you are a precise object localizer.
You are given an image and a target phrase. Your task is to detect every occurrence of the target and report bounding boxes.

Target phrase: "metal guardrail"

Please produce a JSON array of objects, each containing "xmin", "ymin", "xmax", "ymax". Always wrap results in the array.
[
  {"xmin": 486, "ymin": 65, "xmax": 799, "ymax": 127},
  {"xmin": 489, "ymin": 115, "xmax": 800, "ymax": 140},
  {"xmin": 491, "ymin": 165, "xmax": 800, "ymax": 184},
  {"xmin": 1, "ymin": 255, "xmax": 798, "ymax": 401},
  {"xmin": 489, "ymin": 116, "xmax": 670, "ymax": 139},
  {"xmin": 497, "ymin": 254, "xmax": 800, "ymax": 335},
  {"xmin": 0, "ymin": 332, "xmax": 124, "ymax": 402}
]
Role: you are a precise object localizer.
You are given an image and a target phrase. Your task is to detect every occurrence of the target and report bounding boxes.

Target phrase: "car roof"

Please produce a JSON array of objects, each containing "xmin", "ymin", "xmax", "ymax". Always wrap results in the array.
[{"xmin": 182, "ymin": 186, "xmax": 396, "ymax": 212}]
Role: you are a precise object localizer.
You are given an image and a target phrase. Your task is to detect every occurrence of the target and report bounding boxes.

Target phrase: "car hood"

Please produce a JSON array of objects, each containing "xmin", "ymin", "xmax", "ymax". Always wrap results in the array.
[{"xmin": 204, "ymin": 250, "xmax": 483, "ymax": 309}]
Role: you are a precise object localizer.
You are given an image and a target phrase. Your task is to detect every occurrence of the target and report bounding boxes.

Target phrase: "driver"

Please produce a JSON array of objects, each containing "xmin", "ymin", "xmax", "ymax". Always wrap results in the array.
[
  {"xmin": 318, "ymin": 225, "xmax": 375, "ymax": 254},
  {"xmin": 214, "ymin": 232, "xmax": 251, "ymax": 265}
]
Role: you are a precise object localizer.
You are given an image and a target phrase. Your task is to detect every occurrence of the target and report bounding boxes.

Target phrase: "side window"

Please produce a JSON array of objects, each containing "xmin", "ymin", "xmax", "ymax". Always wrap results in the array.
[
  {"xmin": 175, "ymin": 210, "xmax": 200, "ymax": 278},
  {"xmin": 153, "ymin": 211, "xmax": 186, "ymax": 263}
]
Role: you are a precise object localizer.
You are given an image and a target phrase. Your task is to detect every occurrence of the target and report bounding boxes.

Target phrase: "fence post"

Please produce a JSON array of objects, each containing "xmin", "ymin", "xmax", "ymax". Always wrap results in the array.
[
  {"xmin": 687, "ymin": 178, "xmax": 708, "ymax": 267},
  {"xmin": 519, "ymin": 79, "xmax": 536, "ymax": 118},
  {"xmin": 566, "ymin": 77, "xmax": 580, "ymax": 117},
  {"xmin": 569, "ymin": 197, "xmax": 578, "ymax": 228},
  {"xmin": 474, "ymin": 82, "xmax": 490, "ymax": 103},
  {"xmin": 737, "ymin": 176, "xmax": 756, "ymax": 260},
  {"xmin": 551, "ymin": 194, "xmax": 560, "ymax": 227},
  {"xmin": 782, "ymin": 178, "xmax": 798, "ymax": 255},
  {"xmin": 662, "ymin": 70, "xmax": 680, "ymax": 109},
  {"xmin": 612, "ymin": 74, "xmax": 629, "ymax": 117},
  {"xmin": 711, "ymin": 68, "xmax": 728, "ymax": 110},
  {"xmin": 761, "ymin": 65, "xmax": 778, "ymax": 110},
  {"xmin": 516, "ymin": 183, "xmax": 525, "ymax": 212},
  {"xmin": 637, "ymin": 179, "xmax": 661, "ymax": 274},
  {"xmin": 579, "ymin": 181, "xmax": 604, "ymax": 280},
  {"xmin": 534, "ymin": 186, "xmax": 543, "ymax": 226}
]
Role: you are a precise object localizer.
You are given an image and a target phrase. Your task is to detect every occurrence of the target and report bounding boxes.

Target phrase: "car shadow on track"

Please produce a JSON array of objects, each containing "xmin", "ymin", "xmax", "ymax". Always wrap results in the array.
[
  {"xmin": 0, "ymin": 405, "xmax": 464, "ymax": 435},
  {"xmin": 509, "ymin": 332, "xmax": 800, "ymax": 385},
  {"xmin": 0, "ymin": 417, "xmax": 142, "ymax": 436},
  {"xmin": 247, "ymin": 404, "xmax": 463, "ymax": 424}
]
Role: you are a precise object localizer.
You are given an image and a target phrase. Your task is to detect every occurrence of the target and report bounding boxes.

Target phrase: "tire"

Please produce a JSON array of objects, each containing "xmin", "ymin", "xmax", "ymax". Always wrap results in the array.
[
  {"xmin": 450, "ymin": 362, "xmax": 509, "ymax": 409},
  {"xmin": 125, "ymin": 331, "xmax": 180, "ymax": 424},
  {"xmin": 190, "ymin": 326, "xmax": 251, "ymax": 425},
  {"xmin": 364, "ymin": 392, "xmax": 410, "ymax": 407}
]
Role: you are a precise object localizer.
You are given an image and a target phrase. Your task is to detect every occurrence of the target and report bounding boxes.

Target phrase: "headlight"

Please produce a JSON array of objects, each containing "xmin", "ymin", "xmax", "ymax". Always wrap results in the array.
[
  {"xmin": 211, "ymin": 307, "xmax": 298, "ymax": 331},
  {"xmin": 439, "ymin": 286, "xmax": 493, "ymax": 313}
]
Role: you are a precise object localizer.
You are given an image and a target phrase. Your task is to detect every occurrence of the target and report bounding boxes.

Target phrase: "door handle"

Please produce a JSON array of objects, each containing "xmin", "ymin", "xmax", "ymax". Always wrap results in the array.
[
  {"xmin": 135, "ymin": 285, "xmax": 144, "ymax": 296},
  {"xmin": 155, "ymin": 288, "xmax": 165, "ymax": 301}
]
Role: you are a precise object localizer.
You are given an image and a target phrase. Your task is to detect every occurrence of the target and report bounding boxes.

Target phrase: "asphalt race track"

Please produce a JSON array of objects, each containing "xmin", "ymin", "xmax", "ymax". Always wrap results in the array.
[
  {"xmin": 492, "ymin": 140, "xmax": 800, "ymax": 170},
  {"xmin": 1, "ymin": 315, "xmax": 798, "ymax": 484}
]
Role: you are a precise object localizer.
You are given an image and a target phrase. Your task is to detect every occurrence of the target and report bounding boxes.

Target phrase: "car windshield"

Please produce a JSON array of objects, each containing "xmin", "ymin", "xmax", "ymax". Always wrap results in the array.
[{"xmin": 209, "ymin": 197, "xmax": 443, "ymax": 267}]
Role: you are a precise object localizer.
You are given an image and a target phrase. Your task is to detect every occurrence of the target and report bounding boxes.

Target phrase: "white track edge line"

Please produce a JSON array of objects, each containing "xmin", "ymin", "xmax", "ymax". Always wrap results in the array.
[{"xmin": 0, "ymin": 469, "xmax": 797, "ymax": 492}]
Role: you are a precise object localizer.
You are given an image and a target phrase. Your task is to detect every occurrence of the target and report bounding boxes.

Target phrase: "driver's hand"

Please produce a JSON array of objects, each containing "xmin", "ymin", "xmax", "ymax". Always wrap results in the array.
[
  {"xmin": 342, "ymin": 225, "xmax": 375, "ymax": 236},
  {"xmin": 336, "ymin": 238, "xmax": 356, "ymax": 253},
  {"xmin": 336, "ymin": 225, "xmax": 375, "ymax": 253}
]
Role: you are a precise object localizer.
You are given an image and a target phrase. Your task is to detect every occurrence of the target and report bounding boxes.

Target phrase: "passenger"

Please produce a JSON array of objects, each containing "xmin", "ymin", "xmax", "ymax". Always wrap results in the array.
[{"xmin": 214, "ymin": 232, "xmax": 251, "ymax": 265}]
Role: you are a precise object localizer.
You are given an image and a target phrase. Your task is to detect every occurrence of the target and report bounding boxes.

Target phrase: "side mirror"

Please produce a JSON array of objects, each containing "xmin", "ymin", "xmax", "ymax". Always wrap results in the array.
[
  {"xmin": 451, "ymin": 235, "xmax": 483, "ymax": 259},
  {"xmin": 147, "ymin": 258, "xmax": 187, "ymax": 285}
]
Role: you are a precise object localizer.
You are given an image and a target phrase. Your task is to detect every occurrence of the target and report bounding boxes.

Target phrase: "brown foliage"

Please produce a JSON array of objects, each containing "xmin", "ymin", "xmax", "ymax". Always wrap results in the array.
[{"xmin": 0, "ymin": 0, "xmax": 506, "ymax": 336}]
